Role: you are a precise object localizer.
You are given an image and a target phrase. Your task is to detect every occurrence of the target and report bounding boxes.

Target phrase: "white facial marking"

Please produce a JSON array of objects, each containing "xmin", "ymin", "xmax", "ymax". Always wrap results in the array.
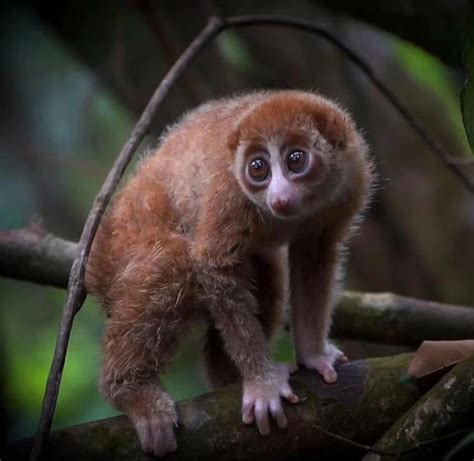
[
  {"xmin": 267, "ymin": 169, "xmax": 292, "ymax": 206},
  {"xmin": 265, "ymin": 144, "xmax": 300, "ymax": 217}
]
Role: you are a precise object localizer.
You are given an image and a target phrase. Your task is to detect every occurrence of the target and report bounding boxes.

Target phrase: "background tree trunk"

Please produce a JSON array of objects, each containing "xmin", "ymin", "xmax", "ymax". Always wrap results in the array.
[{"xmin": 2, "ymin": 227, "xmax": 474, "ymax": 347}]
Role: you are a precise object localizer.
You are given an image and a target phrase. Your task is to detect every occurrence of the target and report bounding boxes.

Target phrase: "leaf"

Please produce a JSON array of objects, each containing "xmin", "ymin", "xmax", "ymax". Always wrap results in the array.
[
  {"xmin": 461, "ymin": 7, "xmax": 474, "ymax": 153},
  {"xmin": 408, "ymin": 340, "xmax": 474, "ymax": 381}
]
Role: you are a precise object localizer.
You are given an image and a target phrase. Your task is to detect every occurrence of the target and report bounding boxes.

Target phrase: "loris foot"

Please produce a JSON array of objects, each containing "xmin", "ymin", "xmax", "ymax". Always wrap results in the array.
[
  {"xmin": 301, "ymin": 343, "xmax": 348, "ymax": 384},
  {"xmin": 129, "ymin": 392, "xmax": 178, "ymax": 457},
  {"xmin": 242, "ymin": 363, "xmax": 299, "ymax": 435}
]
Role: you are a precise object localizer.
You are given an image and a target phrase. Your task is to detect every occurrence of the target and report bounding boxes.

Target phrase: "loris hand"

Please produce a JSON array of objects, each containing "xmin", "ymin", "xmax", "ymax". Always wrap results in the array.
[
  {"xmin": 301, "ymin": 342, "xmax": 348, "ymax": 384},
  {"xmin": 242, "ymin": 363, "xmax": 299, "ymax": 435}
]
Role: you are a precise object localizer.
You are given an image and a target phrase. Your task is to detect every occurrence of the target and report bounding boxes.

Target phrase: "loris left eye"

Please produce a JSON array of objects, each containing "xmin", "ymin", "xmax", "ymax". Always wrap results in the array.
[
  {"xmin": 248, "ymin": 158, "xmax": 270, "ymax": 182},
  {"xmin": 287, "ymin": 150, "xmax": 308, "ymax": 173}
]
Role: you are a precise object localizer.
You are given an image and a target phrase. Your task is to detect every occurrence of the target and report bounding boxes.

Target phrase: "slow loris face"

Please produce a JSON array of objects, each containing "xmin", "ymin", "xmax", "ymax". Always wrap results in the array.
[
  {"xmin": 230, "ymin": 95, "xmax": 353, "ymax": 220},
  {"xmin": 236, "ymin": 133, "xmax": 330, "ymax": 219}
]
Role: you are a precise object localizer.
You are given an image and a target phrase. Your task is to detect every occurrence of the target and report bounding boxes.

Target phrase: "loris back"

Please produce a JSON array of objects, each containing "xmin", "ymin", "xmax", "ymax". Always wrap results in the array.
[{"xmin": 86, "ymin": 93, "xmax": 264, "ymax": 301}]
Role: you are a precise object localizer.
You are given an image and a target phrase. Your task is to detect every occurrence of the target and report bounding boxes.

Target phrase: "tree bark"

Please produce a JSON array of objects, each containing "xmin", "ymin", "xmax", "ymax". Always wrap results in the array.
[
  {"xmin": 0, "ymin": 225, "xmax": 76, "ymax": 289},
  {"xmin": 6, "ymin": 353, "xmax": 427, "ymax": 461},
  {"xmin": 1, "ymin": 228, "xmax": 474, "ymax": 346},
  {"xmin": 334, "ymin": 292, "xmax": 474, "ymax": 346},
  {"xmin": 362, "ymin": 354, "xmax": 474, "ymax": 461}
]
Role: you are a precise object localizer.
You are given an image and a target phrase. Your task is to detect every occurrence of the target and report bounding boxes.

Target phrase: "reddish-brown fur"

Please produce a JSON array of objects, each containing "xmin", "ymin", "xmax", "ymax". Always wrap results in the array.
[{"xmin": 85, "ymin": 90, "xmax": 373, "ymax": 457}]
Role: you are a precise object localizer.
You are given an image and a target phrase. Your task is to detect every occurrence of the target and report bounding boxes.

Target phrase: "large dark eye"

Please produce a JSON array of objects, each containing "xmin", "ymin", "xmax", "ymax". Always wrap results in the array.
[
  {"xmin": 248, "ymin": 158, "xmax": 270, "ymax": 182},
  {"xmin": 287, "ymin": 150, "xmax": 308, "ymax": 173}
]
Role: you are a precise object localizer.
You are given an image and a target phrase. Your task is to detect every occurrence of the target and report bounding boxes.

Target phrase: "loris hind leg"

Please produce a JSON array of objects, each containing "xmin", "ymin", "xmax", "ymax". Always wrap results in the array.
[
  {"xmin": 203, "ymin": 251, "xmax": 287, "ymax": 388},
  {"xmin": 100, "ymin": 234, "xmax": 193, "ymax": 457}
]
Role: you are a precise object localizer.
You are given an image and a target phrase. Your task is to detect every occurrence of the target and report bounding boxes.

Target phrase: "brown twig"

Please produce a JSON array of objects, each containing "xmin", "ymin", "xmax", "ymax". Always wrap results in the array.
[
  {"xmin": 446, "ymin": 157, "xmax": 474, "ymax": 166},
  {"xmin": 31, "ymin": 12, "xmax": 473, "ymax": 461},
  {"xmin": 29, "ymin": 15, "xmax": 224, "ymax": 461},
  {"xmin": 205, "ymin": 0, "xmax": 223, "ymax": 19},
  {"xmin": 223, "ymin": 15, "xmax": 474, "ymax": 194}
]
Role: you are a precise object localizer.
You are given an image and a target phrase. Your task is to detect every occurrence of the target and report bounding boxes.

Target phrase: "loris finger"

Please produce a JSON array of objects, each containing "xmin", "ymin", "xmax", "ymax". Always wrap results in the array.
[
  {"xmin": 280, "ymin": 383, "xmax": 299, "ymax": 404},
  {"xmin": 254, "ymin": 400, "xmax": 270, "ymax": 436},
  {"xmin": 242, "ymin": 397, "xmax": 255, "ymax": 425},
  {"xmin": 269, "ymin": 399, "xmax": 287, "ymax": 429}
]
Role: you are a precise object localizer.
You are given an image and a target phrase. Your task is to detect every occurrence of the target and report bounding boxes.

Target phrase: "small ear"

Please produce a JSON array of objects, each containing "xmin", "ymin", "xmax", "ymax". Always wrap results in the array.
[
  {"xmin": 312, "ymin": 106, "xmax": 347, "ymax": 149},
  {"xmin": 227, "ymin": 127, "xmax": 241, "ymax": 152}
]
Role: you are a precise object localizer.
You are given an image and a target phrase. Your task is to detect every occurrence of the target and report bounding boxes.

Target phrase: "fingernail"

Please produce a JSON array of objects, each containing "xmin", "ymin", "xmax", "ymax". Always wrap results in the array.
[
  {"xmin": 279, "ymin": 419, "xmax": 288, "ymax": 429},
  {"xmin": 324, "ymin": 369, "xmax": 337, "ymax": 383},
  {"xmin": 289, "ymin": 394, "xmax": 299, "ymax": 403}
]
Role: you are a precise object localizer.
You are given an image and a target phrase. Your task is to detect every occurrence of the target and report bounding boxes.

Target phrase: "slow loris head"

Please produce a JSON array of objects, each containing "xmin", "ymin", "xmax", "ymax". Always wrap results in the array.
[{"xmin": 229, "ymin": 91, "xmax": 367, "ymax": 220}]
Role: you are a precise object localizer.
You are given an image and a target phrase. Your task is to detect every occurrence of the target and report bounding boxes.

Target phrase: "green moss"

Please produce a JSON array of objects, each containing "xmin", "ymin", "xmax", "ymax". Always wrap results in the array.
[{"xmin": 373, "ymin": 356, "xmax": 474, "ymax": 458}]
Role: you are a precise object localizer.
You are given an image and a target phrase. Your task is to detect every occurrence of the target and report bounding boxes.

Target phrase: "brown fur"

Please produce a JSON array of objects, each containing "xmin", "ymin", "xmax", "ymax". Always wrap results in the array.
[{"xmin": 85, "ymin": 90, "xmax": 373, "ymax": 456}]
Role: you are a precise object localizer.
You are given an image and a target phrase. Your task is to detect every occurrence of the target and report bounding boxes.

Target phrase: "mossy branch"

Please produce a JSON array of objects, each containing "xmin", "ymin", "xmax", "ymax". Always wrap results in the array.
[
  {"xmin": 334, "ymin": 292, "xmax": 474, "ymax": 346},
  {"xmin": 362, "ymin": 354, "xmax": 474, "ymax": 461},
  {"xmin": 7, "ymin": 354, "xmax": 427, "ymax": 461},
  {"xmin": 0, "ymin": 222, "xmax": 76, "ymax": 289}
]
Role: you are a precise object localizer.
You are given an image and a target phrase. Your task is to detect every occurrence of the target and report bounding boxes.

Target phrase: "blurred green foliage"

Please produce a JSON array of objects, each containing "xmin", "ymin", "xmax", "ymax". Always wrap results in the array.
[
  {"xmin": 0, "ymin": 7, "xmax": 133, "ymax": 232},
  {"xmin": 1, "ymin": 7, "xmax": 133, "ymax": 439},
  {"xmin": 217, "ymin": 31, "xmax": 273, "ymax": 80},
  {"xmin": 460, "ymin": 10, "xmax": 474, "ymax": 153},
  {"xmin": 395, "ymin": 41, "xmax": 471, "ymax": 151}
]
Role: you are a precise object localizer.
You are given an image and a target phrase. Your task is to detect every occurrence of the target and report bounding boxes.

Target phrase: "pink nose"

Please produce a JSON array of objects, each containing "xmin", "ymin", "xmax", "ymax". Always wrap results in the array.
[{"xmin": 271, "ymin": 196, "xmax": 290, "ymax": 213}]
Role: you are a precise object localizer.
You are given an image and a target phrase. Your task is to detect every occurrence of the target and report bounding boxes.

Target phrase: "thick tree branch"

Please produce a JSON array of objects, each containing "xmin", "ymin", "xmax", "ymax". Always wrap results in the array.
[
  {"xmin": 334, "ymin": 292, "xmax": 474, "ymax": 346},
  {"xmin": 7, "ymin": 354, "xmax": 427, "ymax": 461},
  {"xmin": 2, "ymin": 227, "xmax": 474, "ymax": 347},
  {"xmin": 0, "ymin": 224, "xmax": 75, "ymax": 289}
]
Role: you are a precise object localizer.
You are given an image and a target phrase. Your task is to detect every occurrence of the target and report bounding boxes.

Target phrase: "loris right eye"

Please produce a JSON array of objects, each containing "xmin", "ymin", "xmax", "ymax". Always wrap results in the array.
[{"xmin": 248, "ymin": 158, "xmax": 270, "ymax": 182}]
